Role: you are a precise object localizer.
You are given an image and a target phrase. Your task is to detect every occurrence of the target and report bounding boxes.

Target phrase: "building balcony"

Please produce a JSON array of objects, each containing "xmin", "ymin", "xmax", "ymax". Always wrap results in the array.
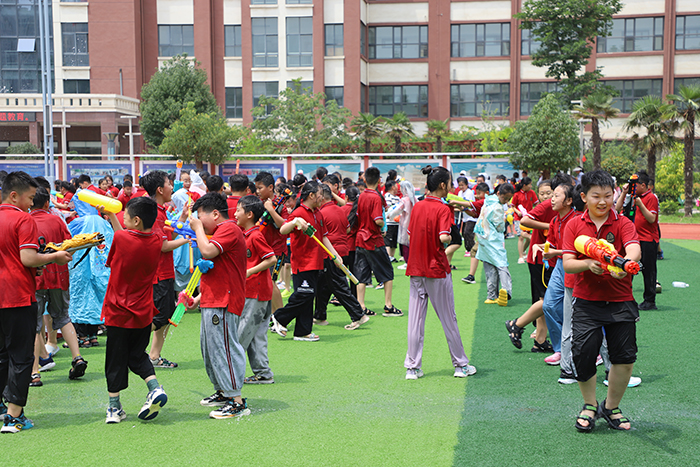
[{"xmin": 0, "ymin": 94, "xmax": 140, "ymax": 116}]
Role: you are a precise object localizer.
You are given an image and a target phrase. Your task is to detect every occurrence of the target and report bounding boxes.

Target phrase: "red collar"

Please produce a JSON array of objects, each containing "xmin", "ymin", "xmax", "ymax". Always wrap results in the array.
[
  {"xmin": 425, "ymin": 195, "xmax": 442, "ymax": 202},
  {"xmin": 0, "ymin": 204, "xmax": 24, "ymax": 212},
  {"xmin": 243, "ymin": 225, "xmax": 260, "ymax": 237},
  {"xmin": 581, "ymin": 208, "xmax": 618, "ymax": 227}
]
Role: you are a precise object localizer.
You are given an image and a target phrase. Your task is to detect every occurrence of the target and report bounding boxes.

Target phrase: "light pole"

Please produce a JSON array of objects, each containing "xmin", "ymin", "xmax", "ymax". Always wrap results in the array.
[
  {"xmin": 37, "ymin": 0, "xmax": 54, "ymax": 182},
  {"xmin": 570, "ymin": 100, "xmax": 591, "ymax": 169}
]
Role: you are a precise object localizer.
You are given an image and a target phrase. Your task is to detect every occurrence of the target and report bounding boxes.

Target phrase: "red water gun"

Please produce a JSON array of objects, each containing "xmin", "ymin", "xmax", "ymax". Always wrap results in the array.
[{"xmin": 574, "ymin": 235, "xmax": 640, "ymax": 275}]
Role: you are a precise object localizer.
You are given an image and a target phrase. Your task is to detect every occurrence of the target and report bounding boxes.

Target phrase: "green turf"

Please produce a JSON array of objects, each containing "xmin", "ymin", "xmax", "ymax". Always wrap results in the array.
[{"xmin": 8, "ymin": 240, "xmax": 700, "ymax": 466}]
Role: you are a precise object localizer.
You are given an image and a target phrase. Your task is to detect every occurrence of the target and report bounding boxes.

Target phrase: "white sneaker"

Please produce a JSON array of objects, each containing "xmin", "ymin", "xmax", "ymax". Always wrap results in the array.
[
  {"xmin": 397, "ymin": 264, "xmax": 407, "ymax": 270},
  {"xmin": 406, "ymin": 368, "xmax": 424, "ymax": 380},
  {"xmin": 454, "ymin": 365, "xmax": 477, "ymax": 377},
  {"xmin": 603, "ymin": 376, "xmax": 642, "ymax": 388},
  {"xmin": 105, "ymin": 407, "xmax": 126, "ymax": 424},
  {"xmin": 45, "ymin": 343, "xmax": 60, "ymax": 357},
  {"xmin": 595, "ymin": 354, "xmax": 603, "ymax": 366},
  {"xmin": 270, "ymin": 315, "xmax": 287, "ymax": 337},
  {"xmin": 293, "ymin": 333, "xmax": 320, "ymax": 342},
  {"xmin": 517, "ymin": 257, "xmax": 526, "ymax": 264},
  {"xmin": 137, "ymin": 385, "xmax": 168, "ymax": 421}
]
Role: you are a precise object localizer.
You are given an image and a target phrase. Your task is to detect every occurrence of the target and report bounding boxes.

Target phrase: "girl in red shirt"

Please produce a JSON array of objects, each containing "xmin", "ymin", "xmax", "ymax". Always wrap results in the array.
[
  {"xmin": 404, "ymin": 166, "xmax": 476, "ymax": 380},
  {"xmin": 512, "ymin": 177, "xmax": 538, "ymax": 263}
]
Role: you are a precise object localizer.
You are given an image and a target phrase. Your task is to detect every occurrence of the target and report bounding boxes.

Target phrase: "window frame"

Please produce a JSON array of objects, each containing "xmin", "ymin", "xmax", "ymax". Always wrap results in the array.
[
  {"xmin": 519, "ymin": 82, "xmax": 559, "ymax": 116},
  {"xmin": 324, "ymin": 24, "xmax": 343, "ymax": 57},
  {"xmin": 451, "ymin": 22, "xmax": 510, "ymax": 58},
  {"xmin": 324, "ymin": 86, "xmax": 343, "ymax": 107},
  {"xmin": 225, "ymin": 87, "xmax": 243, "ymax": 119},
  {"xmin": 157, "ymin": 24, "xmax": 194, "ymax": 57},
  {"xmin": 286, "ymin": 17, "xmax": 313, "ymax": 67},
  {"xmin": 450, "ymin": 83, "xmax": 510, "ymax": 117},
  {"xmin": 603, "ymin": 79, "xmax": 663, "ymax": 113},
  {"xmin": 62, "ymin": 22, "xmax": 89, "ymax": 67},
  {"xmin": 676, "ymin": 15, "xmax": 700, "ymax": 51},
  {"xmin": 63, "ymin": 78, "xmax": 90, "ymax": 94},
  {"xmin": 251, "ymin": 17, "xmax": 278, "ymax": 68},
  {"xmin": 368, "ymin": 84, "xmax": 428, "ymax": 118},
  {"xmin": 597, "ymin": 17, "xmax": 664, "ymax": 53},
  {"xmin": 252, "ymin": 81, "xmax": 279, "ymax": 115},
  {"xmin": 368, "ymin": 25, "xmax": 428, "ymax": 60},
  {"xmin": 224, "ymin": 25, "xmax": 242, "ymax": 57}
]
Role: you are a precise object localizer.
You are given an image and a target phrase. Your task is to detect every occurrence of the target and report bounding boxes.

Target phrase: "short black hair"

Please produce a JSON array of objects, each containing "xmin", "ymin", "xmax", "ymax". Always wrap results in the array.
[
  {"xmin": 1, "ymin": 171, "xmax": 39, "ymax": 201},
  {"xmin": 385, "ymin": 180, "xmax": 397, "ymax": 191},
  {"xmin": 192, "ymin": 192, "xmax": 229, "ymax": 219},
  {"xmin": 277, "ymin": 176, "xmax": 287, "ymax": 184},
  {"xmin": 123, "ymin": 180, "xmax": 133, "ymax": 188},
  {"xmin": 342, "ymin": 177, "xmax": 353, "ymax": 189},
  {"xmin": 248, "ymin": 181, "xmax": 256, "ymax": 194},
  {"xmin": 551, "ymin": 173, "xmax": 575, "ymax": 191},
  {"xmin": 497, "ymin": 183, "xmax": 515, "ymax": 196},
  {"xmin": 581, "ymin": 169, "xmax": 615, "ymax": 194},
  {"xmin": 356, "ymin": 180, "xmax": 367, "ymax": 189},
  {"xmin": 315, "ymin": 167, "xmax": 328, "ymax": 180},
  {"xmin": 276, "ymin": 183, "xmax": 292, "ymax": 197},
  {"xmin": 61, "ymin": 181, "xmax": 76, "ymax": 193},
  {"xmin": 322, "ymin": 174, "xmax": 340, "ymax": 186},
  {"xmin": 228, "ymin": 174, "xmax": 249, "ymax": 193},
  {"xmin": 364, "ymin": 167, "xmax": 380, "ymax": 185},
  {"xmin": 199, "ymin": 170, "xmax": 211, "ymax": 182},
  {"xmin": 206, "ymin": 175, "xmax": 224, "ymax": 193},
  {"xmin": 636, "ymin": 170, "xmax": 651, "ymax": 186},
  {"xmin": 300, "ymin": 180, "xmax": 322, "ymax": 201},
  {"xmin": 254, "ymin": 171, "xmax": 275, "ymax": 187},
  {"xmin": 238, "ymin": 195, "xmax": 265, "ymax": 222},
  {"xmin": 123, "ymin": 174, "xmax": 134, "ymax": 182},
  {"xmin": 140, "ymin": 170, "xmax": 168, "ymax": 197},
  {"xmin": 126, "ymin": 196, "xmax": 158, "ymax": 229},
  {"xmin": 572, "ymin": 184, "xmax": 585, "ymax": 211},
  {"xmin": 386, "ymin": 169, "xmax": 398, "ymax": 181},
  {"xmin": 457, "ymin": 176, "xmax": 468, "ymax": 186},
  {"xmin": 475, "ymin": 182, "xmax": 490, "ymax": 193},
  {"xmin": 496, "ymin": 174, "xmax": 507, "ymax": 182},
  {"xmin": 32, "ymin": 187, "xmax": 50, "ymax": 209},
  {"xmin": 321, "ymin": 183, "xmax": 333, "ymax": 200},
  {"xmin": 34, "ymin": 176, "xmax": 51, "ymax": 191},
  {"xmin": 292, "ymin": 173, "xmax": 307, "ymax": 187},
  {"xmin": 77, "ymin": 174, "xmax": 91, "ymax": 184}
]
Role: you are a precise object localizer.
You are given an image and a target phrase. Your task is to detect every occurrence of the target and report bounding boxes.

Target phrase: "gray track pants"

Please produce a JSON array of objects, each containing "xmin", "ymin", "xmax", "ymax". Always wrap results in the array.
[
  {"xmin": 200, "ymin": 308, "xmax": 245, "ymax": 398},
  {"xmin": 238, "ymin": 298, "xmax": 273, "ymax": 379},
  {"xmin": 483, "ymin": 261, "xmax": 512, "ymax": 300}
]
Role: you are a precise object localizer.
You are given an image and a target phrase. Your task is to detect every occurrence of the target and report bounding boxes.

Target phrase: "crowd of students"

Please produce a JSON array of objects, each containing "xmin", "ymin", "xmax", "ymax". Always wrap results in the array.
[{"xmin": 0, "ymin": 162, "xmax": 661, "ymax": 433}]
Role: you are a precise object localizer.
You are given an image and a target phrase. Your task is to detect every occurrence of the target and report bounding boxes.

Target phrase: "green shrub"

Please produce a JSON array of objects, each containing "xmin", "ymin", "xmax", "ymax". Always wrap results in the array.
[{"xmin": 659, "ymin": 199, "xmax": 680, "ymax": 216}]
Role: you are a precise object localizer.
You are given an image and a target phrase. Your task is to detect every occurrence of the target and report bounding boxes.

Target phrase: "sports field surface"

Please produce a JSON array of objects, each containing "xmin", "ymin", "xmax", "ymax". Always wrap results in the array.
[{"xmin": 9, "ymin": 236, "xmax": 700, "ymax": 466}]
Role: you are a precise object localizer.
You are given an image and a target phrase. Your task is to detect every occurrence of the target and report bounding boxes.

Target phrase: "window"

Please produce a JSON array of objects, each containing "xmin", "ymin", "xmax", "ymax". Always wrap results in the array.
[
  {"xmin": 287, "ymin": 80, "xmax": 313, "ymax": 93},
  {"xmin": 520, "ymin": 82, "xmax": 559, "ymax": 116},
  {"xmin": 158, "ymin": 25, "xmax": 194, "ymax": 57},
  {"xmin": 251, "ymin": 0, "xmax": 276, "ymax": 4},
  {"xmin": 62, "ymin": 23, "xmax": 89, "ymax": 66},
  {"xmin": 63, "ymin": 79, "xmax": 90, "ymax": 94},
  {"xmin": 325, "ymin": 86, "xmax": 343, "ymax": 107},
  {"xmin": 674, "ymin": 77, "xmax": 700, "ymax": 94},
  {"xmin": 597, "ymin": 17, "xmax": 663, "ymax": 53},
  {"xmin": 676, "ymin": 15, "xmax": 700, "ymax": 50},
  {"xmin": 368, "ymin": 85, "xmax": 428, "ymax": 117},
  {"xmin": 451, "ymin": 23, "xmax": 510, "ymax": 57},
  {"xmin": 286, "ymin": 0, "xmax": 311, "ymax": 3},
  {"xmin": 521, "ymin": 29, "xmax": 540, "ymax": 56},
  {"xmin": 67, "ymin": 141, "xmax": 101, "ymax": 154},
  {"xmin": 361, "ymin": 83, "xmax": 367, "ymax": 112},
  {"xmin": 286, "ymin": 17, "xmax": 313, "ymax": 67},
  {"xmin": 252, "ymin": 18, "xmax": 278, "ymax": 67},
  {"xmin": 603, "ymin": 79, "xmax": 662, "ymax": 112},
  {"xmin": 368, "ymin": 26, "xmax": 428, "ymax": 59},
  {"xmin": 225, "ymin": 87, "xmax": 242, "ymax": 118},
  {"xmin": 325, "ymin": 24, "xmax": 343, "ymax": 56},
  {"xmin": 224, "ymin": 25, "xmax": 242, "ymax": 57},
  {"xmin": 360, "ymin": 22, "xmax": 367, "ymax": 57},
  {"xmin": 253, "ymin": 81, "xmax": 278, "ymax": 115},
  {"xmin": 450, "ymin": 83, "xmax": 509, "ymax": 117}
]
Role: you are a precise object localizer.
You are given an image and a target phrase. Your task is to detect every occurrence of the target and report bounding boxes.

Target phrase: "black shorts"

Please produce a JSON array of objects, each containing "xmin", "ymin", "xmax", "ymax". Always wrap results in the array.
[
  {"xmin": 354, "ymin": 247, "xmax": 394, "ymax": 285},
  {"xmin": 152, "ymin": 278, "xmax": 176, "ymax": 330},
  {"xmin": 105, "ymin": 325, "xmax": 156, "ymax": 393},
  {"xmin": 571, "ymin": 299, "xmax": 638, "ymax": 382},
  {"xmin": 449, "ymin": 224, "xmax": 462, "ymax": 246},
  {"xmin": 528, "ymin": 262, "xmax": 552, "ymax": 303},
  {"xmin": 384, "ymin": 224, "xmax": 399, "ymax": 249},
  {"xmin": 284, "ymin": 244, "xmax": 291, "ymax": 264}
]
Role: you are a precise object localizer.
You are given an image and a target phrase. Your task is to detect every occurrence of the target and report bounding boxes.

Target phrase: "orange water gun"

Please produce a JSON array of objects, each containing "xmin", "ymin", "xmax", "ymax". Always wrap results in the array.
[{"xmin": 574, "ymin": 235, "xmax": 640, "ymax": 275}]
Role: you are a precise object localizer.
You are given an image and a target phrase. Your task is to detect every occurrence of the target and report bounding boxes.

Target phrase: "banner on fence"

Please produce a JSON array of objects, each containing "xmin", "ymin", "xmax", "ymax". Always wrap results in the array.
[
  {"xmin": 67, "ymin": 162, "xmax": 132, "ymax": 184},
  {"xmin": 294, "ymin": 161, "xmax": 362, "ymax": 182},
  {"xmin": 0, "ymin": 162, "xmax": 52, "ymax": 177},
  {"xmin": 219, "ymin": 161, "xmax": 285, "ymax": 179},
  {"xmin": 370, "ymin": 161, "xmax": 436, "ymax": 193},
  {"xmin": 141, "ymin": 162, "xmax": 197, "ymax": 176},
  {"xmin": 449, "ymin": 159, "xmax": 514, "ymax": 189}
]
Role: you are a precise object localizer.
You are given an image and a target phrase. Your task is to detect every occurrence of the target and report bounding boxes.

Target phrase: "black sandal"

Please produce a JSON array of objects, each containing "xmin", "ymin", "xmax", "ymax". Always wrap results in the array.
[
  {"xmin": 531, "ymin": 339, "xmax": 554, "ymax": 353},
  {"xmin": 505, "ymin": 320, "xmax": 524, "ymax": 349},
  {"xmin": 575, "ymin": 403, "xmax": 598, "ymax": 432},
  {"xmin": 364, "ymin": 308, "xmax": 376, "ymax": 316},
  {"xmin": 598, "ymin": 399, "xmax": 631, "ymax": 430}
]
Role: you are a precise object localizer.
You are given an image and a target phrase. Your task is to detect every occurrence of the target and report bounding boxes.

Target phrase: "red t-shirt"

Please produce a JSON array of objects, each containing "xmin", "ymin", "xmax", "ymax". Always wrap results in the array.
[
  {"xmin": 471, "ymin": 199, "xmax": 485, "ymax": 217},
  {"xmin": 547, "ymin": 208, "xmax": 577, "ymax": 288},
  {"xmin": 87, "ymin": 185, "xmax": 107, "ymax": 196},
  {"xmin": 152, "ymin": 204, "xmax": 174, "ymax": 281},
  {"xmin": 524, "ymin": 199, "xmax": 556, "ymax": 265},
  {"xmin": 243, "ymin": 226, "xmax": 275, "ymax": 301},
  {"xmin": 117, "ymin": 192, "xmax": 133, "ymax": 210},
  {"xmin": 227, "ymin": 195, "xmax": 241, "ymax": 216},
  {"xmin": 108, "ymin": 187, "xmax": 119, "ymax": 198},
  {"xmin": 406, "ymin": 196, "xmax": 453, "ymax": 278},
  {"xmin": 289, "ymin": 204, "xmax": 327, "ymax": 274},
  {"xmin": 562, "ymin": 209, "xmax": 639, "ymax": 302},
  {"xmin": 319, "ymin": 201, "xmax": 350, "ymax": 258},
  {"xmin": 187, "ymin": 190, "xmax": 201, "ymax": 203},
  {"xmin": 63, "ymin": 192, "xmax": 74, "ymax": 203},
  {"xmin": 634, "ymin": 190, "xmax": 659, "ymax": 243},
  {"xmin": 356, "ymin": 189, "xmax": 386, "ymax": 251},
  {"xmin": 200, "ymin": 220, "xmax": 246, "ymax": 315},
  {"xmin": 102, "ymin": 229, "xmax": 162, "ymax": 328},
  {"xmin": 512, "ymin": 189, "xmax": 538, "ymax": 220},
  {"xmin": 341, "ymin": 202, "xmax": 357, "ymax": 254},
  {"xmin": 0, "ymin": 205, "xmax": 39, "ymax": 308},
  {"xmin": 261, "ymin": 203, "xmax": 289, "ymax": 257},
  {"xmin": 31, "ymin": 209, "xmax": 71, "ymax": 291}
]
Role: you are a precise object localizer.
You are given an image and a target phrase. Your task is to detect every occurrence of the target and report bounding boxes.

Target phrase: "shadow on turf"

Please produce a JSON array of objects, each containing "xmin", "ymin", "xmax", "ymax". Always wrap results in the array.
[{"xmin": 627, "ymin": 421, "xmax": 682, "ymax": 455}]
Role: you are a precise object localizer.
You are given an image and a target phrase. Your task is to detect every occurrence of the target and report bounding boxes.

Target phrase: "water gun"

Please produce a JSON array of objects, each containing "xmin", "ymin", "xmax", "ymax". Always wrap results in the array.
[
  {"xmin": 574, "ymin": 235, "xmax": 640, "ymax": 275},
  {"xmin": 77, "ymin": 190, "xmax": 122, "ymax": 213},
  {"xmin": 505, "ymin": 208, "xmax": 514, "ymax": 225},
  {"xmin": 622, "ymin": 174, "xmax": 638, "ymax": 221},
  {"xmin": 259, "ymin": 188, "xmax": 293, "ymax": 229},
  {"xmin": 51, "ymin": 190, "xmax": 65, "ymax": 199},
  {"xmin": 543, "ymin": 241, "xmax": 550, "ymax": 270},
  {"xmin": 164, "ymin": 219, "xmax": 196, "ymax": 239},
  {"xmin": 445, "ymin": 193, "xmax": 463, "ymax": 203},
  {"xmin": 169, "ymin": 259, "xmax": 214, "ymax": 326},
  {"xmin": 292, "ymin": 218, "xmax": 359, "ymax": 285},
  {"xmin": 271, "ymin": 252, "xmax": 286, "ymax": 281}
]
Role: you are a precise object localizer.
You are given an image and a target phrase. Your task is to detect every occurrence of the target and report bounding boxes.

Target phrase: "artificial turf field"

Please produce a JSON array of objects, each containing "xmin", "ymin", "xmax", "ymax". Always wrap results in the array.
[{"xmin": 8, "ymin": 237, "xmax": 700, "ymax": 466}]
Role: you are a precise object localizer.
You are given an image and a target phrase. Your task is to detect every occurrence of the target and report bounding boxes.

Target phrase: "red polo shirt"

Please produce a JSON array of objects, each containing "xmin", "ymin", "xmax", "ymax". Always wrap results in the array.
[
  {"xmin": 201, "ymin": 220, "xmax": 246, "ymax": 315},
  {"xmin": 117, "ymin": 192, "xmax": 132, "ymax": 210},
  {"xmin": 319, "ymin": 200, "xmax": 350, "ymax": 258},
  {"xmin": 261, "ymin": 204, "xmax": 289, "ymax": 257},
  {"xmin": 108, "ymin": 187, "xmax": 119, "ymax": 198},
  {"xmin": 406, "ymin": 196, "xmax": 452, "ymax": 278},
  {"xmin": 547, "ymin": 208, "xmax": 577, "ymax": 288},
  {"xmin": 152, "ymin": 204, "xmax": 174, "ymax": 281},
  {"xmin": 471, "ymin": 199, "xmax": 485, "ymax": 217},
  {"xmin": 634, "ymin": 190, "xmax": 659, "ymax": 243},
  {"xmin": 63, "ymin": 192, "xmax": 74, "ymax": 203},
  {"xmin": 31, "ymin": 209, "xmax": 71, "ymax": 291},
  {"xmin": 341, "ymin": 202, "xmax": 357, "ymax": 253},
  {"xmin": 289, "ymin": 203, "xmax": 327, "ymax": 274},
  {"xmin": 102, "ymin": 229, "xmax": 162, "ymax": 328},
  {"xmin": 524, "ymin": 199, "xmax": 556, "ymax": 265},
  {"xmin": 512, "ymin": 189, "xmax": 538, "ymax": 220},
  {"xmin": 87, "ymin": 185, "xmax": 106, "ymax": 196},
  {"xmin": 227, "ymin": 195, "xmax": 241, "ymax": 216},
  {"xmin": 243, "ymin": 226, "xmax": 275, "ymax": 301},
  {"xmin": 562, "ymin": 209, "xmax": 639, "ymax": 302},
  {"xmin": 356, "ymin": 189, "xmax": 385, "ymax": 251},
  {"xmin": 0, "ymin": 205, "xmax": 39, "ymax": 308}
]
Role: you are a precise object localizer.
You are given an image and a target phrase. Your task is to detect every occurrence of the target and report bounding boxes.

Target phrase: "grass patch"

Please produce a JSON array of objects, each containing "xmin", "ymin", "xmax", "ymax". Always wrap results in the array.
[{"xmin": 659, "ymin": 212, "xmax": 700, "ymax": 224}]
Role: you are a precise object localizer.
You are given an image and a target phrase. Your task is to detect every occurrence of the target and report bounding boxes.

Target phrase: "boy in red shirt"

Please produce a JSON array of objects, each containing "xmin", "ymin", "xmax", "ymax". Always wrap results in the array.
[
  {"xmin": 563, "ymin": 169, "xmax": 641, "ymax": 432},
  {"xmin": 227, "ymin": 174, "xmax": 249, "ymax": 215},
  {"xmin": 512, "ymin": 177, "xmax": 538, "ymax": 262},
  {"xmin": 234, "ymin": 196, "xmax": 277, "ymax": 385},
  {"xmin": 0, "ymin": 172, "xmax": 72, "ymax": 433},
  {"xmin": 188, "ymin": 193, "xmax": 250, "ymax": 419},
  {"xmin": 100, "ymin": 197, "xmax": 168, "ymax": 424},
  {"xmin": 354, "ymin": 167, "xmax": 401, "ymax": 317},
  {"xmin": 117, "ymin": 180, "xmax": 134, "ymax": 209},
  {"xmin": 30, "ymin": 188, "xmax": 87, "ymax": 383},
  {"xmin": 77, "ymin": 174, "xmax": 107, "ymax": 196}
]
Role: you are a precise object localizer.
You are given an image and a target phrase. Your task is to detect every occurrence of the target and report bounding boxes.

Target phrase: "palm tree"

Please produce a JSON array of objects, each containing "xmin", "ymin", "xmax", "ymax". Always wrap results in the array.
[
  {"xmin": 350, "ymin": 113, "xmax": 383, "ymax": 153},
  {"xmin": 623, "ymin": 95, "xmax": 677, "ymax": 182},
  {"xmin": 426, "ymin": 119, "xmax": 451, "ymax": 153},
  {"xmin": 384, "ymin": 112, "xmax": 415, "ymax": 153},
  {"xmin": 574, "ymin": 93, "xmax": 620, "ymax": 169},
  {"xmin": 666, "ymin": 85, "xmax": 700, "ymax": 217}
]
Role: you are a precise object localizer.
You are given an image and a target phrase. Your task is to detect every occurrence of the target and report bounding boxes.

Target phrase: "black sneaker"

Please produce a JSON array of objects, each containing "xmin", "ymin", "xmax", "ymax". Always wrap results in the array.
[
  {"xmin": 558, "ymin": 370, "xmax": 577, "ymax": 385},
  {"xmin": 244, "ymin": 375, "xmax": 275, "ymax": 384},
  {"xmin": 69, "ymin": 356, "xmax": 88, "ymax": 380},
  {"xmin": 638, "ymin": 301, "xmax": 658, "ymax": 311},
  {"xmin": 382, "ymin": 305, "xmax": 403, "ymax": 317},
  {"xmin": 531, "ymin": 340, "xmax": 554, "ymax": 353},
  {"xmin": 209, "ymin": 399, "xmax": 251, "ymax": 419},
  {"xmin": 462, "ymin": 275, "xmax": 475, "ymax": 284},
  {"xmin": 200, "ymin": 391, "xmax": 231, "ymax": 407}
]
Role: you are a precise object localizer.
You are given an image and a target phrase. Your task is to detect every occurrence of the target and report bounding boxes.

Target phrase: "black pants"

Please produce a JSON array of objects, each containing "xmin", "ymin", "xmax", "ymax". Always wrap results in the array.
[
  {"xmin": 639, "ymin": 240, "xmax": 658, "ymax": 304},
  {"xmin": 105, "ymin": 325, "xmax": 155, "ymax": 393},
  {"xmin": 0, "ymin": 303, "xmax": 37, "ymax": 407},
  {"xmin": 315, "ymin": 259, "xmax": 364, "ymax": 322},
  {"xmin": 462, "ymin": 221, "xmax": 476, "ymax": 251},
  {"xmin": 274, "ymin": 270, "xmax": 319, "ymax": 337},
  {"xmin": 74, "ymin": 322, "xmax": 98, "ymax": 339},
  {"xmin": 344, "ymin": 251, "xmax": 357, "ymax": 298}
]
